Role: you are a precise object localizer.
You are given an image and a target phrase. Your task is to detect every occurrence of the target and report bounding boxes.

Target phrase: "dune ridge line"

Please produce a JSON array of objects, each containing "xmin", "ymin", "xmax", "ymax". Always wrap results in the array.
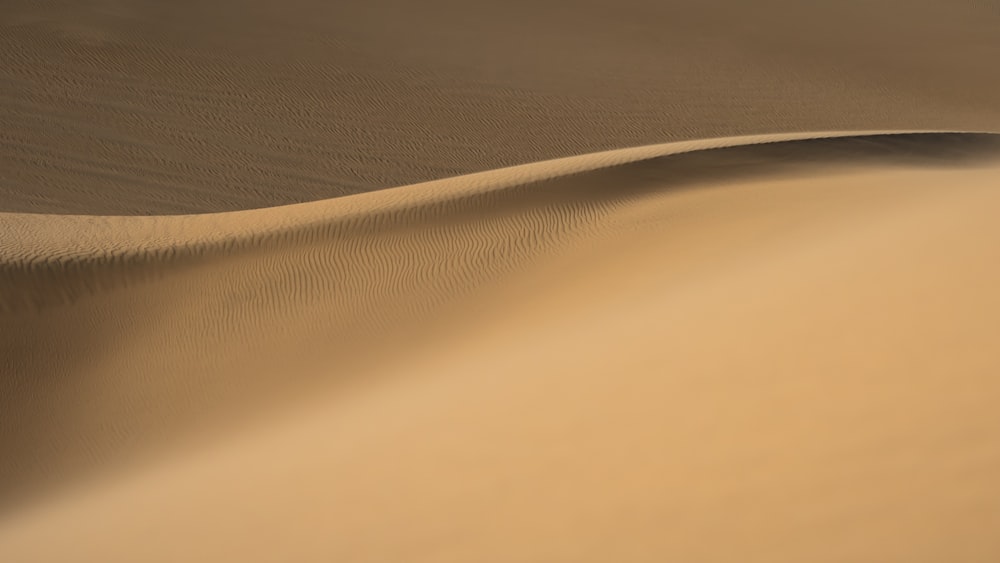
[{"xmin": 1, "ymin": 130, "xmax": 990, "ymax": 259}]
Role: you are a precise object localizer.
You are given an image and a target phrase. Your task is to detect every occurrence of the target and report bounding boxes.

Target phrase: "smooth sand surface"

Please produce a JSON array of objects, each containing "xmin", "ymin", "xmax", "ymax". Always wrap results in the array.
[
  {"xmin": 3, "ymin": 132, "xmax": 1000, "ymax": 560},
  {"xmin": 3, "ymin": 1, "xmax": 1000, "ymax": 561}
]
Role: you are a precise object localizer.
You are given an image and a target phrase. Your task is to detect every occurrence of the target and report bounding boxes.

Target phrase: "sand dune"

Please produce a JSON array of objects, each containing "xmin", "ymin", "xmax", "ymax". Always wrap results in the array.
[
  {"xmin": 2, "ymin": 131, "xmax": 1000, "ymax": 560},
  {"xmin": 4, "ymin": 0, "xmax": 1000, "ymax": 560}
]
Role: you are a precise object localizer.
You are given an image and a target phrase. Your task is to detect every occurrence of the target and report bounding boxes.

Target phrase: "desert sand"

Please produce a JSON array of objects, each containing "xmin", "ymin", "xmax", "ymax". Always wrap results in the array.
[{"xmin": 2, "ymin": 1, "xmax": 1000, "ymax": 562}]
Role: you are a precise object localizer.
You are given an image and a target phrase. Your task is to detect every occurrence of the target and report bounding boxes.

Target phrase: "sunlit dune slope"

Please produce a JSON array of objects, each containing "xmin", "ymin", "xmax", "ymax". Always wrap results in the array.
[{"xmin": 1, "ymin": 133, "xmax": 1000, "ymax": 561}]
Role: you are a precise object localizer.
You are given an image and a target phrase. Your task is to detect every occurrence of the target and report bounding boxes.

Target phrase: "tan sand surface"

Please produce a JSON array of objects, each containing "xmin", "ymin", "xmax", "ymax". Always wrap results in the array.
[
  {"xmin": 3, "ymin": 132, "xmax": 1000, "ymax": 560},
  {"xmin": 2, "ymin": 0, "xmax": 1000, "ymax": 561},
  {"xmin": 2, "ymin": 0, "xmax": 1000, "ymax": 213}
]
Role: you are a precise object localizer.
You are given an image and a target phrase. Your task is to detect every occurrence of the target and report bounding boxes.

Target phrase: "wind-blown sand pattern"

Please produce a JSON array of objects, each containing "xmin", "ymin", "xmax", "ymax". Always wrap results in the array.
[
  {"xmin": 3, "ymin": 0, "xmax": 1000, "ymax": 213},
  {"xmin": 3, "ymin": 1, "xmax": 1000, "ymax": 561}
]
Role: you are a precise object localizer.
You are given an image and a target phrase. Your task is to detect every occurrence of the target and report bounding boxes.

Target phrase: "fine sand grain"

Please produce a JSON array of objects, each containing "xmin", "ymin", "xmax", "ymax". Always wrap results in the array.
[{"xmin": 2, "ymin": 1, "xmax": 1000, "ymax": 561}]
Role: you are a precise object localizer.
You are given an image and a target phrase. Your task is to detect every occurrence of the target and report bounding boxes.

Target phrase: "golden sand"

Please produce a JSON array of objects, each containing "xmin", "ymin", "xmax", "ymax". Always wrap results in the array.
[{"xmin": 2, "ymin": 1, "xmax": 1000, "ymax": 561}]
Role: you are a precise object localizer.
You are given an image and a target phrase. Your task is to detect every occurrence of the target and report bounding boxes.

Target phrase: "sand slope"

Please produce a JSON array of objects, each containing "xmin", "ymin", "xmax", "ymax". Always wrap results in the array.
[
  {"xmin": 4, "ymin": 1, "xmax": 1000, "ymax": 558},
  {"xmin": 3, "ymin": 0, "xmax": 1000, "ymax": 213},
  {"xmin": 2, "ymin": 132, "xmax": 1000, "ymax": 560}
]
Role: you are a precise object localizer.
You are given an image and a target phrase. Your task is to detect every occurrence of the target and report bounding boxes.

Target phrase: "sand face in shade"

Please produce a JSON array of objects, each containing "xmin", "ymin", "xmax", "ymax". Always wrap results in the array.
[
  {"xmin": 2, "ymin": 0, "xmax": 1000, "ymax": 213},
  {"xmin": 3, "ymin": 0, "xmax": 1000, "ymax": 560}
]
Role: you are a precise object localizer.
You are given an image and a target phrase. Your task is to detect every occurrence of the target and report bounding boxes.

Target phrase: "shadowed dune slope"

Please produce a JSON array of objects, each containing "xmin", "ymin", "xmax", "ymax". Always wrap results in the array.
[
  {"xmin": 1, "ymin": 134, "xmax": 1000, "ymax": 562},
  {"xmin": 3, "ymin": 0, "xmax": 1000, "ymax": 213}
]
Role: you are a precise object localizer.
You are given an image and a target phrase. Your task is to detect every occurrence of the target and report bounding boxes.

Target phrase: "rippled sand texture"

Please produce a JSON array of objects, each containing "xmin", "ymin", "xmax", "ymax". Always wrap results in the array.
[
  {"xmin": 3, "ymin": 1, "xmax": 1000, "ymax": 562},
  {"xmin": 2, "ymin": 0, "xmax": 1000, "ymax": 213}
]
